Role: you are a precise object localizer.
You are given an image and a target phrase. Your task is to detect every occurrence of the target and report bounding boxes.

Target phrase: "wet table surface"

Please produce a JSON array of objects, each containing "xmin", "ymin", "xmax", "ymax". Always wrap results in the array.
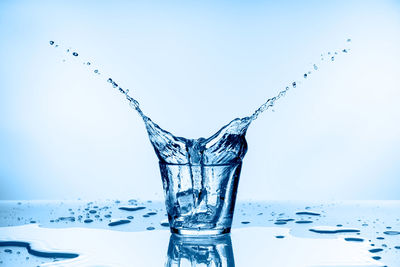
[{"xmin": 0, "ymin": 200, "xmax": 399, "ymax": 266}]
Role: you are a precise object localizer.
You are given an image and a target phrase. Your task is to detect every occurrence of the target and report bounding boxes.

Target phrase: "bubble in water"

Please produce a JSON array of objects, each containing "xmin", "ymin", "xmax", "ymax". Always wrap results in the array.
[
  {"xmin": 72, "ymin": 52, "xmax": 78, "ymax": 57},
  {"xmin": 49, "ymin": 41, "xmax": 54, "ymax": 45}
]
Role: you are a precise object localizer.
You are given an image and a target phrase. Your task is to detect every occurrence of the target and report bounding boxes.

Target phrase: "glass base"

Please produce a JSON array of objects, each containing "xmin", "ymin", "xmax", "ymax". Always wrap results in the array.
[{"xmin": 170, "ymin": 227, "xmax": 231, "ymax": 236}]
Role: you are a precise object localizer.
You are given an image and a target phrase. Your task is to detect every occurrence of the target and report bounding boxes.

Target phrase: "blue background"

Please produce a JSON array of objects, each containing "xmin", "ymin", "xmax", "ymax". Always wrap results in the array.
[{"xmin": 1, "ymin": 0, "xmax": 399, "ymax": 200}]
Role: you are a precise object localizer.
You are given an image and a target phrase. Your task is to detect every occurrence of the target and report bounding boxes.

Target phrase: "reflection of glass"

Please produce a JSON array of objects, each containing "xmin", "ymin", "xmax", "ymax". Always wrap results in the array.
[
  {"xmin": 166, "ymin": 234, "xmax": 235, "ymax": 267},
  {"xmin": 160, "ymin": 162, "xmax": 242, "ymax": 235}
]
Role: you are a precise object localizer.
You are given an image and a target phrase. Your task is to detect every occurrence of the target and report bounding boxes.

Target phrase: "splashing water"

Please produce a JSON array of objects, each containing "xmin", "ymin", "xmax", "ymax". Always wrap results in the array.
[{"xmin": 48, "ymin": 39, "xmax": 351, "ymax": 166}]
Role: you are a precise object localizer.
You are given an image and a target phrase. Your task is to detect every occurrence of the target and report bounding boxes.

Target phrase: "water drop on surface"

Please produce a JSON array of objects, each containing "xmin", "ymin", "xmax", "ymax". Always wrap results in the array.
[{"xmin": 146, "ymin": 226, "xmax": 155, "ymax": 231}]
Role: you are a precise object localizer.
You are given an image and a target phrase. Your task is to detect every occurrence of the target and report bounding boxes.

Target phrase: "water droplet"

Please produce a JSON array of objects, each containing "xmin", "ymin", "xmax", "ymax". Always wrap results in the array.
[
  {"xmin": 72, "ymin": 52, "xmax": 78, "ymax": 57},
  {"xmin": 94, "ymin": 70, "xmax": 99, "ymax": 73},
  {"xmin": 369, "ymin": 248, "xmax": 383, "ymax": 253},
  {"xmin": 241, "ymin": 221, "xmax": 250, "ymax": 224},
  {"xmin": 55, "ymin": 44, "xmax": 59, "ymax": 47},
  {"xmin": 292, "ymin": 82, "xmax": 297, "ymax": 88},
  {"xmin": 304, "ymin": 73, "xmax": 307, "ymax": 78},
  {"xmin": 160, "ymin": 222, "xmax": 169, "ymax": 227},
  {"xmin": 83, "ymin": 219, "xmax": 93, "ymax": 223},
  {"xmin": 295, "ymin": 220, "xmax": 313, "ymax": 224},
  {"xmin": 383, "ymin": 231, "xmax": 400, "ymax": 235},
  {"xmin": 296, "ymin": 211, "xmax": 320, "ymax": 216},
  {"xmin": 275, "ymin": 235, "xmax": 285, "ymax": 239},
  {"xmin": 347, "ymin": 38, "xmax": 351, "ymax": 42},
  {"xmin": 49, "ymin": 41, "xmax": 54, "ymax": 45},
  {"xmin": 108, "ymin": 219, "xmax": 131, "ymax": 227},
  {"xmin": 309, "ymin": 228, "xmax": 360, "ymax": 234},
  {"xmin": 313, "ymin": 64, "xmax": 318, "ymax": 70},
  {"xmin": 146, "ymin": 226, "xmax": 155, "ymax": 231},
  {"xmin": 89, "ymin": 210, "xmax": 96, "ymax": 214},
  {"xmin": 119, "ymin": 206, "xmax": 146, "ymax": 212},
  {"xmin": 107, "ymin": 78, "xmax": 113, "ymax": 83},
  {"xmin": 331, "ymin": 56, "xmax": 335, "ymax": 61},
  {"xmin": 86, "ymin": 62, "xmax": 91, "ymax": 65},
  {"xmin": 112, "ymin": 82, "xmax": 118, "ymax": 88}
]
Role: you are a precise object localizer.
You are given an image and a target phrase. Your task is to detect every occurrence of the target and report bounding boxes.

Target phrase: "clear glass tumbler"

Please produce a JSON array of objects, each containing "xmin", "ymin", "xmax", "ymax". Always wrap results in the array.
[{"xmin": 159, "ymin": 162, "xmax": 242, "ymax": 236}]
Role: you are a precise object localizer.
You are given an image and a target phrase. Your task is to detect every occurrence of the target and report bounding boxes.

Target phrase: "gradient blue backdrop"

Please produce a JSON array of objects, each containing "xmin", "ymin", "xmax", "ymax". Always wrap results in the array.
[{"xmin": 1, "ymin": 0, "xmax": 399, "ymax": 200}]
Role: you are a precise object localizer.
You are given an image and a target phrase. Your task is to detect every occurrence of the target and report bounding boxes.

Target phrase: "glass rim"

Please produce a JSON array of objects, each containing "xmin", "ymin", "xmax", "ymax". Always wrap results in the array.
[{"xmin": 159, "ymin": 161, "xmax": 242, "ymax": 167}]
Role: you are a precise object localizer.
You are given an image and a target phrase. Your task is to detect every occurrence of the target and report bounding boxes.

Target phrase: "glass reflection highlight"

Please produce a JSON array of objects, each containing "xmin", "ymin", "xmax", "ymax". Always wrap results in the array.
[{"xmin": 166, "ymin": 234, "xmax": 235, "ymax": 267}]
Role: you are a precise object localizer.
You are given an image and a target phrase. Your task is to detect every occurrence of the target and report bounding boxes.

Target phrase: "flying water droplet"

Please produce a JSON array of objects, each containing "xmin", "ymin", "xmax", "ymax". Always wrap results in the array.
[
  {"xmin": 313, "ymin": 64, "xmax": 318, "ymax": 70},
  {"xmin": 49, "ymin": 41, "xmax": 54, "ymax": 45},
  {"xmin": 72, "ymin": 52, "xmax": 78, "ymax": 57},
  {"xmin": 292, "ymin": 82, "xmax": 297, "ymax": 88},
  {"xmin": 331, "ymin": 56, "xmax": 335, "ymax": 61}
]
